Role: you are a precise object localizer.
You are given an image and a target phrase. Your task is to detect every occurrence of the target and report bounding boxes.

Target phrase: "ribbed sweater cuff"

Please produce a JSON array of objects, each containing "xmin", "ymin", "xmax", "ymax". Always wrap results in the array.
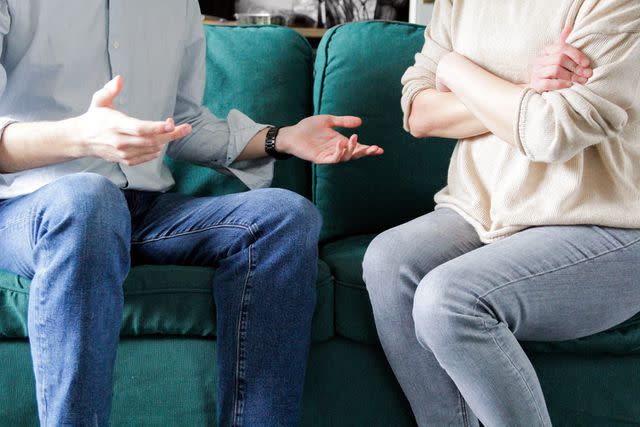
[{"xmin": 514, "ymin": 87, "xmax": 535, "ymax": 159}]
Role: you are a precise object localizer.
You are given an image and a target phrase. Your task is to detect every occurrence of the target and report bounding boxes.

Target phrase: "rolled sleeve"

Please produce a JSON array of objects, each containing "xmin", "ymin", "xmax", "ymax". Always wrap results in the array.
[
  {"xmin": 400, "ymin": 0, "xmax": 453, "ymax": 131},
  {"xmin": 224, "ymin": 109, "xmax": 274, "ymax": 189},
  {"xmin": 0, "ymin": 118, "xmax": 16, "ymax": 139},
  {"xmin": 168, "ymin": 107, "xmax": 274, "ymax": 189},
  {"xmin": 0, "ymin": 2, "xmax": 14, "ymax": 142}
]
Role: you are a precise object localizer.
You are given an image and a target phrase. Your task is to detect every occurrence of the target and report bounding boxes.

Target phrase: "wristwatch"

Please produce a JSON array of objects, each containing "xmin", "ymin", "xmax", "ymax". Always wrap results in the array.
[{"xmin": 264, "ymin": 126, "xmax": 292, "ymax": 160}]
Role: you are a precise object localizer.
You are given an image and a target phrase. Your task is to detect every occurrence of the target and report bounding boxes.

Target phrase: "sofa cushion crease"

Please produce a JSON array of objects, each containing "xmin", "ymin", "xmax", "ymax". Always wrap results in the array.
[{"xmin": 0, "ymin": 259, "xmax": 334, "ymax": 342}]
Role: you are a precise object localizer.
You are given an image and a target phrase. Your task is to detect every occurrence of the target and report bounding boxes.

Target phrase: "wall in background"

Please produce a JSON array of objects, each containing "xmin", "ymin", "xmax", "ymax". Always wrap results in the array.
[{"xmin": 409, "ymin": 0, "xmax": 432, "ymax": 25}]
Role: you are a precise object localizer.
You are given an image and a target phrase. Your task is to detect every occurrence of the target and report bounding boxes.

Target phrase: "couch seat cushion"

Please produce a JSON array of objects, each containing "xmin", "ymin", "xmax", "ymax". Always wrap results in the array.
[
  {"xmin": 0, "ymin": 260, "xmax": 334, "ymax": 343},
  {"xmin": 320, "ymin": 234, "xmax": 640, "ymax": 354}
]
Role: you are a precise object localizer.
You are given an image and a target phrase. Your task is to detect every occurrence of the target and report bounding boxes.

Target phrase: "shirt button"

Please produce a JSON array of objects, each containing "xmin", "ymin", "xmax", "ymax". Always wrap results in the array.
[{"xmin": 113, "ymin": 41, "xmax": 120, "ymax": 49}]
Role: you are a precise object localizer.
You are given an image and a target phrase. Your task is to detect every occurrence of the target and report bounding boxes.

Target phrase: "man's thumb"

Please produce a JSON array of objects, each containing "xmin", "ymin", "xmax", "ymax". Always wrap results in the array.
[{"xmin": 90, "ymin": 75, "xmax": 123, "ymax": 108}]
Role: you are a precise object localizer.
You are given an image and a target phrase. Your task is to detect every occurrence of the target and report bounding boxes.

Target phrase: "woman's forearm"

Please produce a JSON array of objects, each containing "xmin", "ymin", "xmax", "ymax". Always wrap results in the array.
[
  {"xmin": 437, "ymin": 53, "xmax": 526, "ymax": 146},
  {"xmin": 407, "ymin": 89, "xmax": 490, "ymax": 139}
]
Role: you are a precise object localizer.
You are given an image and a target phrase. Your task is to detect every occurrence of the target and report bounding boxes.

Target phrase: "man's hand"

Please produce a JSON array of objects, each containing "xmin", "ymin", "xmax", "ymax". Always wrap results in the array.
[
  {"xmin": 529, "ymin": 26, "xmax": 593, "ymax": 93},
  {"xmin": 276, "ymin": 115, "xmax": 383, "ymax": 164},
  {"xmin": 70, "ymin": 76, "xmax": 192, "ymax": 166}
]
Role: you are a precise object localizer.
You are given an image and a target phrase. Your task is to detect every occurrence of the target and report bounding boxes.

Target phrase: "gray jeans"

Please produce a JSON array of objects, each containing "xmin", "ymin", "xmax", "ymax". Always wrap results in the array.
[{"xmin": 362, "ymin": 207, "xmax": 640, "ymax": 426}]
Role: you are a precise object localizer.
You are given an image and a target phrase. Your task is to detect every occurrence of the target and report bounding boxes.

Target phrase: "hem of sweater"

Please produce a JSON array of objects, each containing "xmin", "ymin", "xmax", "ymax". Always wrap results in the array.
[{"xmin": 434, "ymin": 202, "xmax": 529, "ymax": 244}]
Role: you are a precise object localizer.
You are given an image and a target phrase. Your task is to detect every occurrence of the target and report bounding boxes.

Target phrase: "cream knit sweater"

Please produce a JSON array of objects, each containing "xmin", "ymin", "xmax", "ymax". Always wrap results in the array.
[{"xmin": 401, "ymin": 0, "xmax": 640, "ymax": 243}]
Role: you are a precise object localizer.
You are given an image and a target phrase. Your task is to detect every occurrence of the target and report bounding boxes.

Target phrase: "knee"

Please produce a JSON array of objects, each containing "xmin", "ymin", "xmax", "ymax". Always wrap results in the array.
[
  {"xmin": 44, "ymin": 173, "xmax": 130, "ymax": 235},
  {"xmin": 262, "ymin": 188, "xmax": 322, "ymax": 242},
  {"xmin": 412, "ymin": 265, "xmax": 478, "ymax": 352},
  {"xmin": 362, "ymin": 231, "xmax": 394, "ymax": 300},
  {"xmin": 362, "ymin": 228, "xmax": 413, "ymax": 303}
]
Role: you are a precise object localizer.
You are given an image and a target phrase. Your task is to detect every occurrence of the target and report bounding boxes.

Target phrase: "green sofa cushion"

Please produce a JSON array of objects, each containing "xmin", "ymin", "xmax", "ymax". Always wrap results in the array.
[
  {"xmin": 320, "ymin": 234, "xmax": 640, "ymax": 354},
  {"xmin": 167, "ymin": 24, "xmax": 313, "ymax": 199},
  {"xmin": 313, "ymin": 21, "xmax": 455, "ymax": 242},
  {"xmin": 0, "ymin": 260, "xmax": 334, "ymax": 343}
]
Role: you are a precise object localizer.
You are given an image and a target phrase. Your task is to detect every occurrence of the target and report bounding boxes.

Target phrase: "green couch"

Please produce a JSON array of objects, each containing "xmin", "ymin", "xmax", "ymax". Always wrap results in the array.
[{"xmin": 2, "ymin": 21, "xmax": 640, "ymax": 426}]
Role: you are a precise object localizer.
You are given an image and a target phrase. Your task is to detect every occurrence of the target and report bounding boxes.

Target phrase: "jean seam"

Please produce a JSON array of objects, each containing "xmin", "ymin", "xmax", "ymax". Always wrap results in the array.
[
  {"xmin": 0, "ymin": 216, "xmax": 35, "ymax": 234},
  {"xmin": 34, "ymin": 224, "xmax": 49, "ymax": 426},
  {"xmin": 232, "ymin": 242, "xmax": 256, "ymax": 427},
  {"xmin": 476, "ymin": 235, "xmax": 640, "ymax": 303},
  {"xmin": 131, "ymin": 223, "xmax": 258, "ymax": 245},
  {"xmin": 458, "ymin": 390, "xmax": 469, "ymax": 427},
  {"xmin": 480, "ymin": 316, "xmax": 547, "ymax": 426}
]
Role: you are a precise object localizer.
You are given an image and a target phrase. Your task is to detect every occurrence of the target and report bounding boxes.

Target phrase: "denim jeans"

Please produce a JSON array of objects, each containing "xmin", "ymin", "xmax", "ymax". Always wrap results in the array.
[
  {"xmin": 363, "ymin": 207, "xmax": 640, "ymax": 427},
  {"xmin": 0, "ymin": 173, "xmax": 321, "ymax": 427}
]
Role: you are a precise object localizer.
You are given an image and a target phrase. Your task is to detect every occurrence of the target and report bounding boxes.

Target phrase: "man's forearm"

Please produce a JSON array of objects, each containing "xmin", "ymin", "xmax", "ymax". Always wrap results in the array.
[
  {"xmin": 0, "ymin": 120, "xmax": 83, "ymax": 173},
  {"xmin": 235, "ymin": 128, "xmax": 269, "ymax": 161},
  {"xmin": 408, "ymin": 89, "xmax": 490, "ymax": 139},
  {"xmin": 437, "ymin": 53, "xmax": 525, "ymax": 146}
]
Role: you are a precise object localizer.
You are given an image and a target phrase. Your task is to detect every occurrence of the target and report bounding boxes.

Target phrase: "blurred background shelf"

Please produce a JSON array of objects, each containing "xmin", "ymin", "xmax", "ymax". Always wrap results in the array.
[{"xmin": 203, "ymin": 17, "xmax": 327, "ymax": 39}]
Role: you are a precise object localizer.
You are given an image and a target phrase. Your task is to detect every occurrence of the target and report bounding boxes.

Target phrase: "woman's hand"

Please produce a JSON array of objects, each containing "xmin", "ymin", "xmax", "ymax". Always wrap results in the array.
[
  {"xmin": 529, "ymin": 26, "xmax": 593, "ymax": 93},
  {"xmin": 277, "ymin": 115, "xmax": 384, "ymax": 164}
]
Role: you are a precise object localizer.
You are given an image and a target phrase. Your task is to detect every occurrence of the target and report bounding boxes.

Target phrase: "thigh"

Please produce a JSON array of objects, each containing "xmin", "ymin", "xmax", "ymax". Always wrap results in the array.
[
  {"xmin": 129, "ymin": 188, "xmax": 311, "ymax": 266},
  {"xmin": 427, "ymin": 224, "xmax": 640, "ymax": 341},
  {"xmin": 364, "ymin": 207, "xmax": 483, "ymax": 288}
]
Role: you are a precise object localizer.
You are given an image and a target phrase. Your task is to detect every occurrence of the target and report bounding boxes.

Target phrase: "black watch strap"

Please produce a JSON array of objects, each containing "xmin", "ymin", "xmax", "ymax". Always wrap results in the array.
[{"xmin": 264, "ymin": 126, "xmax": 292, "ymax": 160}]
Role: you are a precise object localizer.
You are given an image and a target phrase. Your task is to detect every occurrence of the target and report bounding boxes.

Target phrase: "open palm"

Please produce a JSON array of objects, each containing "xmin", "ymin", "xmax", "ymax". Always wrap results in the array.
[{"xmin": 280, "ymin": 115, "xmax": 383, "ymax": 164}]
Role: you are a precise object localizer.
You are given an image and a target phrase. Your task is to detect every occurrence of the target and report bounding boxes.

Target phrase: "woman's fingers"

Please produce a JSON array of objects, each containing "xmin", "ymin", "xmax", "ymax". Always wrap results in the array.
[
  {"xmin": 559, "ymin": 44, "xmax": 590, "ymax": 68},
  {"xmin": 537, "ymin": 53, "xmax": 576, "ymax": 73},
  {"xmin": 535, "ymin": 64, "xmax": 573, "ymax": 82},
  {"xmin": 571, "ymin": 74, "xmax": 589, "ymax": 84},
  {"xmin": 533, "ymin": 79, "xmax": 573, "ymax": 93}
]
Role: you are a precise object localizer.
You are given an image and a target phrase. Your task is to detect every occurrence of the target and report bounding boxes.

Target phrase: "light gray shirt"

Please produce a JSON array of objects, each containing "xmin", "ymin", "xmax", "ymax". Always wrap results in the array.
[{"xmin": 0, "ymin": 0, "xmax": 274, "ymax": 199}]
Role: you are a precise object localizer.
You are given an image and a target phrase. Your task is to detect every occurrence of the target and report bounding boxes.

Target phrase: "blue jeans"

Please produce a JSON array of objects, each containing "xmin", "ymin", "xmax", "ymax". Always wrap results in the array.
[
  {"xmin": 363, "ymin": 207, "xmax": 640, "ymax": 426},
  {"xmin": 0, "ymin": 173, "xmax": 321, "ymax": 427}
]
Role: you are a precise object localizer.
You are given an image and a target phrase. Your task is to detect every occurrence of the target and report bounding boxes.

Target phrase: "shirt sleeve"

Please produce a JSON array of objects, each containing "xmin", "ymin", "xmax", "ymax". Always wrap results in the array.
[
  {"xmin": 165, "ymin": 0, "xmax": 274, "ymax": 189},
  {"xmin": 400, "ymin": 0, "xmax": 453, "ymax": 132},
  {"xmin": 514, "ymin": 2, "xmax": 640, "ymax": 164},
  {"xmin": 0, "ymin": 1, "xmax": 16, "ymax": 141}
]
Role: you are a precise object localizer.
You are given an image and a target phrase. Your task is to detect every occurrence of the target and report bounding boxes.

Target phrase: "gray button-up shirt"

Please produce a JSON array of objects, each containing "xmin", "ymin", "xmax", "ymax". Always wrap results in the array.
[{"xmin": 0, "ymin": 0, "xmax": 274, "ymax": 199}]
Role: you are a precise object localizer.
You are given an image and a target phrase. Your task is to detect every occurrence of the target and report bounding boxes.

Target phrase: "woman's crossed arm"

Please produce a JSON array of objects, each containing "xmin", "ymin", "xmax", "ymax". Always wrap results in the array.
[{"xmin": 407, "ymin": 27, "xmax": 593, "ymax": 141}]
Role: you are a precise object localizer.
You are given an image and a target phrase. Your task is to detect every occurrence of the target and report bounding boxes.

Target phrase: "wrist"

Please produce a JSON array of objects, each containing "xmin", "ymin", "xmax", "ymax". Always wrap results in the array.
[
  {"xmin": 274, "ymin": 125, "xmax": 294, "ymax": 155},
  {"xmin": 59, "ymin": 116, "xmax": 90, "ymax": 159}
]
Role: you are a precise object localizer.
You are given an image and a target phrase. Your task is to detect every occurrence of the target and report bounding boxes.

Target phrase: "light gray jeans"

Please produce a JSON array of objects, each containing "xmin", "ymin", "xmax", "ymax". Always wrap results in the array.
[{"xmin": 362, "ymin": 207, "xmax": 640, "ymax": 427}]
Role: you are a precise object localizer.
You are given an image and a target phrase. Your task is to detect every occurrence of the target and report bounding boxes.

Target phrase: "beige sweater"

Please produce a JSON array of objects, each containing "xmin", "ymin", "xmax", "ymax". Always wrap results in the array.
[{"xmin": 401, "ymin": 0, "xmax": 640, "ymax": 243}]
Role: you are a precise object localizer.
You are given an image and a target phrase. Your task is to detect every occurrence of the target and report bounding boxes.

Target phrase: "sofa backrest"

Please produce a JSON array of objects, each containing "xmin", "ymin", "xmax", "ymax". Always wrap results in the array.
[
  {"xmin": 170, "ymin": 22, "xmax": 456, "ymax": 243},
  {"xmin": 313, "ymin": 21, "xmax": 455, "ymax": 242},
  {"xmin": 167, "ymin": 25, "xmax": 313, "ymax": 199}
]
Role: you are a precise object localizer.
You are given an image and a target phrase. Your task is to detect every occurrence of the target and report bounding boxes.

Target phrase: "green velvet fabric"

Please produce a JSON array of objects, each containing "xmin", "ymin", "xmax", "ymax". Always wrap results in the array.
[
  {"xmin": 313, "ymin": 21, "xmax": 455, "ymax": 242},
  {"xmin": 321, "ymin": 234, "xmax": 379, "ymax": 345},
  {"xmin": 4, "ymin": 338, "xmax": 640, "ymax": 426},
  {"xmin": 167, "ymin": 25, "xmax": 313, "ymax": 199},
  {"xmin": 321, "ymin": 234, "xmax": 640, "ymax": 354},
  {"xmin": 530, "ymin": 352, "xmax": 640, "ymax": 426},
  {"xmin": 0, "ymin": 337, "xmax": 416, "ymax": 427},
  {"xmin": 0, "ymin": 260, "xmax": 334, "ymax": 343}
]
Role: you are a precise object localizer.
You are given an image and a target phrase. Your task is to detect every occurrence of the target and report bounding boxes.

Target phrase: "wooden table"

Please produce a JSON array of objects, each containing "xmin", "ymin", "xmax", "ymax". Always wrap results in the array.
[{"xmin": 202, "ymin": 19, "xmax": 327, "ymax": 40}]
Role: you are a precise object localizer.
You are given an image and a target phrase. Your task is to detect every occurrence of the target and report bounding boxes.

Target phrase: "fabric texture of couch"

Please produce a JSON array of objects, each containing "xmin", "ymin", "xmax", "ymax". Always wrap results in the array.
[{"xmin": 1, "ymin": 21, "xmax": 640, "ymax": 426}]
